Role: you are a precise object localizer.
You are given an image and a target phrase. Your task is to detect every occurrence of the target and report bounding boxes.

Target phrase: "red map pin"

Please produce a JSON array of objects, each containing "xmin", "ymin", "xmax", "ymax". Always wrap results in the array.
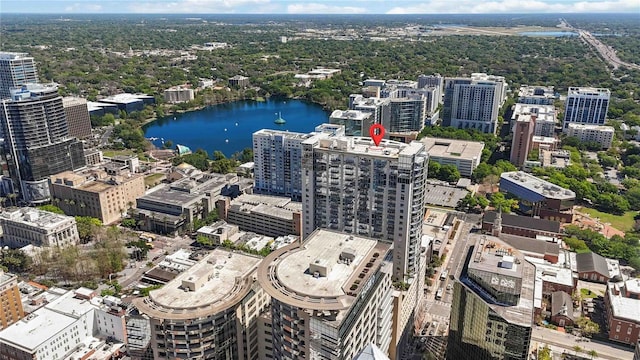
[{"xmin": 369, "ymin": 124, "xmax": 385, "ymax": 146}]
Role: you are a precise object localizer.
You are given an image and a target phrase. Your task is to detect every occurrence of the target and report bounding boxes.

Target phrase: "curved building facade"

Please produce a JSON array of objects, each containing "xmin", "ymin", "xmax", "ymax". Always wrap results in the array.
[
  {"xmin": 258, "ymin": 229, "xmax": 394, "ymax": 360},
  {"xmin": 133, "ymin": 250, "xmax": 269, "ymax": 360}
]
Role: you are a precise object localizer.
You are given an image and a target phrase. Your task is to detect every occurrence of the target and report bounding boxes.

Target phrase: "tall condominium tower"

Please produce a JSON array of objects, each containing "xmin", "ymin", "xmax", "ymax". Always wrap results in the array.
[
  {"xmin": 252, "ymin": 124, "xmax": 344, "ymax": 201},
  {"xmin": 62, "ymin": 97, "xmax": 92, "ymax": 139},
  {"xmin": 447, "ymin": 235, "xmax": 534, "ymax": 360},
  {"xmin": 349, "ymin": 94, "xmax": 391, "ymax": 130},
  {"xmin": 301, "ymin": 135, "xmax": 428, "ymax": 281},
  {"xmin": 0, "ymin": 84, "xmax": 85, "ymax": 203},
  {"xmin": 442, "ymin": 73, "xmax": 507, "ymax": 134},
  {"xmin": 0, "ymin": 52, "xmax": 39, "ymax": 99},
  {"xmin": 563, "ymin": 87, "xmax": 610, "ymax": 131},
  {"xmin": 388, "ymin": 94, "xmax": 427, "ymax": 133},
  {"xmin": 258, "ymin": 229, "xmax": 394, "ymax": 360},
  {"xmin": 509, "ymin": 114, "xmax": 536, "ymax": 167}
]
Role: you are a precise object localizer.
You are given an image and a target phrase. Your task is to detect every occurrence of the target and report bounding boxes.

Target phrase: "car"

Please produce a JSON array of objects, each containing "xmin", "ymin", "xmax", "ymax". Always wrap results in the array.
[
  {"xmin": 446, "ymin": 283, "xmax": 453, "ymax": 291},
  {"xmin": 429, "ymin": 330, "xmax": 435, "ymax": 336}
]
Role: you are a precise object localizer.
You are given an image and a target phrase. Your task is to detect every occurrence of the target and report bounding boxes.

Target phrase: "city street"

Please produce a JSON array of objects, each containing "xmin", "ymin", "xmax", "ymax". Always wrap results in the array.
[{"xmin": 531, "ymin": 326, "xmax": 634, "ymax": 360}]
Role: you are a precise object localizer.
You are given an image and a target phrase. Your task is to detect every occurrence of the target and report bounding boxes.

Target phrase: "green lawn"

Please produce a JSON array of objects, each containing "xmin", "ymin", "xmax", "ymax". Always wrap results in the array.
[
  {"xmin": 578, "ymin": 207, "xmax": 636, "ymax": 232},
  {"xmin": 102, "ymin": 149, "xmax": 135, "ymax": 158},
  {"xmin": 580, "ymin": 288, "xmax": 600, "ymax": 299},
  {"xmin": 144, "ymin": 173, "xmax": 165, "ymax": 187}
]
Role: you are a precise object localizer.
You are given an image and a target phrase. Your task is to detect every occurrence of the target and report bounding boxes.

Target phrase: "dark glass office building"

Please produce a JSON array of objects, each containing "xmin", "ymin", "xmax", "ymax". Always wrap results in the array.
[
  {"xmin": 0, "ymin": 84, "xmax": 85, "ymax": 203},
  {"xmin": 447, "ymin": 235, "xmax": 534, "ymax": 360}
]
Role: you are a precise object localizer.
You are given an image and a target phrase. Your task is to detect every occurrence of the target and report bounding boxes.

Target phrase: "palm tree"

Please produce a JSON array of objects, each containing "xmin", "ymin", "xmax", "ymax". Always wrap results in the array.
[
  {"xmin": 7, "ymin": 193, "xmax": 17, "ymax": 207},
  {"xmin": 587, "ymin": 349, "xmax": 598, "ymax": 359},
  {"xmin": 572, "ymin": 345, "xmax": 582, "ymax": 356}
]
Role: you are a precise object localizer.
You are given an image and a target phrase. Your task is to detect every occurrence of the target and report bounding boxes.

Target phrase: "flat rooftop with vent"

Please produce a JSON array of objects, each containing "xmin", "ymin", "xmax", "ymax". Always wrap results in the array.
[
  {"xmin": 307, "ymin": 136, "xmax": 424, "ymax": 159},
  {"xmin": 258, "ymin": 229, "xmax": 391, "ymax": 318},
  {"xmin": 133, "ymin": 249, "xmax": 261, "ymax": 319},
  {"xmin": 500, "ymin": 171, "xmax": 575, "ymax": 201}
]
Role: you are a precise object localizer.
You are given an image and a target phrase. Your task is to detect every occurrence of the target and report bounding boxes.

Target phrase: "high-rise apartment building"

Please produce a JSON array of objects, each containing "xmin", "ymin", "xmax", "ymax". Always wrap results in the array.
[
  {"xmin": 330, "ymin": 109, "xmax": 374, "ymax": 136},
  {"xmin": 566, "ymin": 123, "xmax": 615, "ymax": 149},
  {"xmin": 563, "ymin": 87, "xmax": 610, "ymax": 131},
  {"xmin": 0, "ymin": 52, "xmax": 38, "ymax": 99},
  {"xmin": 0, "ymin": 271, "xmax": 24, "ymax": 331},
  {"xmin": 257, "ymin": 229, "xmax": 394, "ymax": 360},
  {"xmin": 349, "ymin": 95, "xmax": 391, "ymax": 130},
  {"xmin": 388, "ymin": 94, "xmax": 427, "ymax": 133},
  {"xmin": 0, "ymin": 84, "xmax": 85, "ymax": 204},
  {"xmin": 133, "ymin": 249, "xmax": 269, "ymax": 359},
  {"xmin": 517, "ymin": 85, "xmax": 555, "ymax": 105},
  {"xmin": 62, "ymin": 97, "xmax": 92, "ymax": 139},
  {"xmin": 442, "ymin": 73, "xmax": 507, "ymax": 134},
  {"xmin": 447, "ymin": 235, "xmax": 534, "ymax": 360},
  {"xmin": 510, "ymin": 114, "xmax": 536, "ymax": 167},
  {"xmin": 301, "ymin": 135, "xmax": 428, "ymax": 281},
  {"xmin": 252, "ymin": 124, "xmax": 344, "ymax": 201}
]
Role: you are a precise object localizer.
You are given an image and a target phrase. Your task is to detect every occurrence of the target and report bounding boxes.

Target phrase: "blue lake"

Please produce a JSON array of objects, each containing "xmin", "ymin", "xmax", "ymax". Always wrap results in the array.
[
  {"xmin": 143, "ymin": 99, "xmax": 329, "ymax": 157},
  {"xmin": 519, "ymin": 31, "xmax": 578, "ymax": 37}
]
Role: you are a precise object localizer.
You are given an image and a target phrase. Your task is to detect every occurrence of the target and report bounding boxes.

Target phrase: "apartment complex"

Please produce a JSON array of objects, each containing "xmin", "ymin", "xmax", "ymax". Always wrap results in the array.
[
  {"xmin": 349, "ymin": 95, "xmax": 391, "ymax": 130},
  {"xmin": 0, "ymin": 52, "xmax": 38, "ymax": 99},
  {"xmin": 218, "ymin": 193, "xmax": 302, "ymax": 237},
  {"xmin": 62, "ymin": 97, "xmax": 92, "ymax": 139},
  {"xmin": 257, "ymin": 229, "xmax": 394, "ymax": 360},
  {"xmin": 50, "ymin": 168, "xmax": 145, "ymax": 225},
  {"xmin": 388, "ymin": 94, "xmax": 427, "ymax": 134},
  {"xmin": 566, "ymin": 123, "xmax": 615, "ymax": 149},
  {"xmin": 229, "ymin": 75, "xmax": 250, "ymax": 88},
  {"xmin": 330, "ymin": 109, "xmax": 374, "ymax": 137},
  {"xmin": 301, "ymin": 135, "xmax": 428, "ymax": 281},
  {"xmin": 421, "ymin": 137, "xmax": 485, "ymax": 177},
  {"xmin": 0, "ymin": 272, "xmax": 24, "ymax": 331},
  {"xmin": 499, "ymin": 171, "xmax": 575, "ymax": 223},
  {"xmin": 447, "ymin": 235, "xmax": 534, "ymax": 360},
  {"xmin": 0, "ymin": 207, "xmax": 79, "ymax": 248},
  {"xmin": 563, "ymin": 87, "xmax": 610, "ymax": 130},
  {"xmin": 605, "ymin": 278, "xmax": 640, "ymax": 346},
  {"xmin": 517, "ymin": 85, "xmax": 555, "ymax": 105},
  {"xmin": 510, "ymin": 114, "xmax": 536, "ymax": 167},
  {"xmin": 133, "ymin": 249, "xmax": 269, "ymax": 359},
  {"xmin": 0, "ymin": 84, "xmax": 86, "ymax": 204},
  {"xmin": 164, "ymin": 85, "xmax": 195, "ymax": 104},
  {"xmin": 0, "ymin": 288, "xmax": 127, "ymax": 360},
  {"xmin": 253, "ymin": 124, "xmax": 344, "ymax": 201},
  {"xmin": 512, "ymin": 103, "xmax": 557, "ymax": 138},
  {"xmin": 442, "ymin": 73, "xmax": 507, "ymax": 134}
]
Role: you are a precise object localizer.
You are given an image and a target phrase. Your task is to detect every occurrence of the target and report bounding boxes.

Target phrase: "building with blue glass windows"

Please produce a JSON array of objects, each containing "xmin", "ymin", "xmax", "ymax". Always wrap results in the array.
[{"xmin": 499, "ymin": 171, "xmax": 575, "ymax": 223}]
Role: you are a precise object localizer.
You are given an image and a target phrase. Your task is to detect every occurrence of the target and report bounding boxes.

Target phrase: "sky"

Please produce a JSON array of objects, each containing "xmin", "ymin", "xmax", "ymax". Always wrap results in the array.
[{"xmin": 1, "ymin": 0, "xmax": 639, "ymax": 14}]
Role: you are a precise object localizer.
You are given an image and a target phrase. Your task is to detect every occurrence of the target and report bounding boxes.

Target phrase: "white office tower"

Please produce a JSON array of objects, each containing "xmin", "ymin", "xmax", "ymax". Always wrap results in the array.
[
  {"xmin": 563, "ymin": 87, "xmax": 610, "ymax": 131},
  {"xmin": 301, "ymin": 135, "xmax": 428, "ymax": 282},
  {"xmin": 258, "ymin": 229, "xmax": 394, "ymax": 360},
  {"xmin": 0, "ymin": 52, "xmax": 39, "ymax": 99},
  {"xmin": 443, "ymin": 73, "xmax": 507, "ymax": 134},
  {"xmin": 253, "ymin": 124, "xmax": 344, "ymax": 201}
]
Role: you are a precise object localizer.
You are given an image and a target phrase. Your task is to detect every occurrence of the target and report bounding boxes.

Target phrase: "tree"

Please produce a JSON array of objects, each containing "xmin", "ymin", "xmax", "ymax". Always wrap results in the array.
[
  {"xmin": 538, "ymin": 345, "xmax": 552, "ymax": 360},
  {"xmin": 576, "ymin": 316, "xmax": 600, "ymax": 338},
  {"xmin": 75, "ymin": 216, "xmax": 103, "ymax": 243},
  {"xmin": 37, "ymin": 204, "xmax": 65, "ymax": 214},
  {"xmin": 572, "ymin": 345, "xmax": 583, "ymax": 356},
  {"xmin": 196, "ymin": 235, "xmax": 214, "ymax": 247},
  {"xmin": 586, "ymin": 349, "xmax": 598, "ymax": 359},
  {"xmin": 489, "ymin": 192, "xmax": 518, "ymax": 213},
  {"xmin": 439, "ymin": 164, "xmax": 461, "ymax": 183}
]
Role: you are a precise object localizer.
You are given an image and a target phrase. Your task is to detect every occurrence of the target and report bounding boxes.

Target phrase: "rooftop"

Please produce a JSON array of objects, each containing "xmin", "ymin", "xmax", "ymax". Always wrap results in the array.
[
  {"xmin": 568, "ymin": 87, "xmax": 611, "ymax": 96},
  {"xmin": 607, "ymin": 279, "xmax": 640, "ymax": 323},
  {"xmin": 258, "ymin": 229, "xmax": 391, "ymax": 319},
  {"xmin": 134, "ymin": 249, "xmax": 260, "ymax": 319},
  {"xmin": 567, "ymin": 123, "xmax": 615, "ymax": 132},
  {"xmin": 330, "ymin": 109, "xmax": 372, "ymax": 121},
  {"xmin": 0, "ymin": 51, "xmax": 33, "ymax": 60},
  {"xmin": 518, "ymin": 85, "xmax": 555, "ymax": 99},
  {"xmin": 253, "ymin": 128, "xmax": 312, "ymax": 141},
  {"xmin": 500, "ymin": 171, "xmax": 575, "ymax": 200},
  {"xmin": 308, "ymin": 135, "xmax": 424, "ymax": 160},
  {"xmin": 101, "ymin": 93, "xmax": 149, "ymax": 104},
  {"xmin": 61, "ymin": 96, "xmax": 87, "ymax": 107},
  {"xmin": 230, "ymin": 194, "xmax": 302, "ymax": 220},
  {"xmin": 512, "ymin": 103, "xmax": 556, "ymax": 122},
  {"xmin": 421, "ymin": 137, "xmax": 485, "ymax": 161},
  {"xmin": 0, "ymin": 207, "xmax": 74, "ymax": 229},
  {"xmin": 483, "ymin": 211, "xmax": 561, "ymax": 234}
]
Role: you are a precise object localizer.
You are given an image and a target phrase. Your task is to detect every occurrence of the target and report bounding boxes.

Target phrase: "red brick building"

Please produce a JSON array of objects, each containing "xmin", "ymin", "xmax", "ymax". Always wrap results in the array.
[
  {"xmin": 605, "ymin": 278, "xmax": 640, "ymax": 345},
  {"xmin": 482, "ymin": 211, "xmax": 562, "ymax": 239}
]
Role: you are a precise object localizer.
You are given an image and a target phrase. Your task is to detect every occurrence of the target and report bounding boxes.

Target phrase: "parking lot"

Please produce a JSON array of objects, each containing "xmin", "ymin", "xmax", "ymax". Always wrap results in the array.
[{"xmin": 423, "ymin": 183, "xmax": 468, "ymax": 208}]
